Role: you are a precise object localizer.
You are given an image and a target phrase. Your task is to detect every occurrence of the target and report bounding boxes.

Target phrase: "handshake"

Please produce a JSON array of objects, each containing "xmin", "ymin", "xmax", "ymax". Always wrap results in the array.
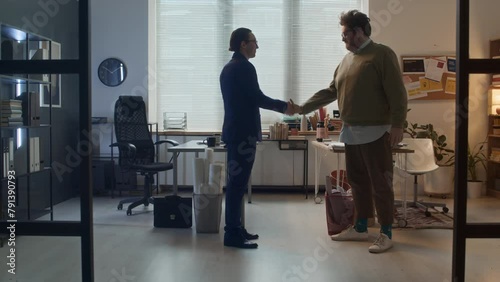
[{"xmin": 285, "ymin": 99, "xmax": 302, "ymax": 116}]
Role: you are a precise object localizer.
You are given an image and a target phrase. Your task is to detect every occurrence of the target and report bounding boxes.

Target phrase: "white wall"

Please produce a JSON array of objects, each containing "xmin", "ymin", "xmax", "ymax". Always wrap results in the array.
[
  {"xmin": 90, "ymin": 0, "xmax": 149, "ymax": 119},
  {"xmin": 370, "ymin": 0, "xmax": 500, "ymax": 185},
  {"xmin": 370, "ymin": 0, "xmax": 456, "ymax": 148}
]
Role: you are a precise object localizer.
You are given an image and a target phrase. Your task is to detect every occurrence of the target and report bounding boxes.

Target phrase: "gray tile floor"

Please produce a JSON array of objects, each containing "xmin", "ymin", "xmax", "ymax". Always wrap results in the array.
[{"xmin": 1, "ymin": 193, "xmax": 499, "ymax": 282}]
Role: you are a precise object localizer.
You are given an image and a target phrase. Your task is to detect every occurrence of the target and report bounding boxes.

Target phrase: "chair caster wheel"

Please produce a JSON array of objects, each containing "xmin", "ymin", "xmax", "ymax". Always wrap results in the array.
[
  {"xmin": 117, "ymin": 204, "xmax": 123, "ymax": 210},
  {"xmin": 398, "ymin": 219, "xmax": 407, "ymax": 228},
  {"xmin": 126, "ymin": 210, "xmax": 132, "ymax": 216},
  {"xmin": 425, "ymin": 211, "xmax": 431, "ymax": 217},
  {"xmin": 443, "ymin": 207, "xmax": 449, "ymax": 213},
  {"xmin": 314, "ymin": 196, "xmax": 323, "ymax": 204}
]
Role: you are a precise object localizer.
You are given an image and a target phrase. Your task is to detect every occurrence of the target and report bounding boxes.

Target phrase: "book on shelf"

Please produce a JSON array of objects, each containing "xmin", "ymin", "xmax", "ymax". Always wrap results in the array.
[
  {"xmin": 1, "ymin": 99, "xmax": 22, "ymax": 105},
  {"xmin": 493, "ymin": 74, "xmax": 500, "ymax": 86},
  {"xmin": 0, "ymin": 122, "xmax": 23, "ymax": 127},
  {"xmin": 493, "ymin": 56, "xmax": 500, "ymax": 86},
  {"xmin": 268, "ymin": 122, "xmax": 289, "ymax": 140},
  {"xmin": 0, "ymin": 106, "xmax": 22, "ymax": 111},
  {"xmin": 1, "ymin": 100, "xmax": 22, "ymax": 112},
  {"xmin": 0, "ymin": 109, "xmax": 22, "ymax": 115},
  {"xmin": 1, "ymin": 116, "xmax": 23, "ymax": 122}
]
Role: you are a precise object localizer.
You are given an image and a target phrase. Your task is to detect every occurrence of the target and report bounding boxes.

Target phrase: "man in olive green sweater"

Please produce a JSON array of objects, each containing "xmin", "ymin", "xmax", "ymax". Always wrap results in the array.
[{"xmin": 291, "ymin": 10, "xmax": 407, "ymax": 253}]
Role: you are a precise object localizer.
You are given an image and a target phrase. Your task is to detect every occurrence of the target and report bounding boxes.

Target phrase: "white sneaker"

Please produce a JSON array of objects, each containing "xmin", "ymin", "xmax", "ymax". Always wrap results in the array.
[
  {"xmin": 368, "ymin": 233, "xmax": 393, "ymax": 253},
  {"xmin": 331, "ymin": 225, "xmax": 369, "ymax": 241}
]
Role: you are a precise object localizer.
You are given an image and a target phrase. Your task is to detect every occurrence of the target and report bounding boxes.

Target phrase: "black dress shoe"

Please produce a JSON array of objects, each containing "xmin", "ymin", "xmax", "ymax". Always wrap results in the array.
[
  {"xmin": 241, "ymin": 228, "xmax": 259, "ymax": 240},
  {"xmin": 224, "ymin": 234, "xmax": 258, "ymax": 249}
]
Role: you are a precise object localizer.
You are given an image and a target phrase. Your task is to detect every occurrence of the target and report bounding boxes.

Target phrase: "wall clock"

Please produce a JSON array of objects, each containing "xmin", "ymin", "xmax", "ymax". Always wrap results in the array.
[{"xmin": 98, "ymin": 58, "xmax": 127, "ymax": 87}]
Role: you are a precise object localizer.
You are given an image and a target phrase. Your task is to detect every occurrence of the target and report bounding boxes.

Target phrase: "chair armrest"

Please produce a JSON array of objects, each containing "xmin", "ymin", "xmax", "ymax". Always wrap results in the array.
[
  {"xmin": 153, "ymin": 139, "xmax": 180, "ymax": 163},
  {"xmin": 154, "ymin": 139, "xmax": 179, "ymax": 147},
  {"xmin": 110, "ymin": 142, "xmax": 137, "ymax": 159}
]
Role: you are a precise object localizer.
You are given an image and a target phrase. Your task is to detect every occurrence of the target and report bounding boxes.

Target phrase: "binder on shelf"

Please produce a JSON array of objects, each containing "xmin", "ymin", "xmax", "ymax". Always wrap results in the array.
[
  {"xmin": 29, "ymin": 137, "xmax": 40, "ymax": 172},
  {"xmin": 8, "ymin": 138, "xmax": 14, "ymax": 170},
  {"xmin": 2, "ymin": 139, "xmax": 8, "ymax": 177},
  {"xmin": 16, "ymin": 91, "xmax": 40, "ymax": 126},
  {"xmin": 2, "ymin": 138, "xmax": 14, "ymax": 177},
  {"xmin": 13, "ymin": 139, "xmax": 27, "ymax": 175}
]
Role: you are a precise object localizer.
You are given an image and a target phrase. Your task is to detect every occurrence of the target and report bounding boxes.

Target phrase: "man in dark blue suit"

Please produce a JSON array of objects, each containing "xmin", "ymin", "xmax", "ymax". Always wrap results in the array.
[{"xmin": 220, "ymin": 27, "xmax": 293, "ymax": 249}]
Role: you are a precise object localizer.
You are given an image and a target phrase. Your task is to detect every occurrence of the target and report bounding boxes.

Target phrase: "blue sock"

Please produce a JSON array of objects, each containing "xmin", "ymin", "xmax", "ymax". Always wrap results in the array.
[
  {"xmin": 355, "ymin": 218, "xmax": 367, "ymax": 232},
  {"xmin": 381, "ymin": 225, "xmax": 392, "ymax": 239}
]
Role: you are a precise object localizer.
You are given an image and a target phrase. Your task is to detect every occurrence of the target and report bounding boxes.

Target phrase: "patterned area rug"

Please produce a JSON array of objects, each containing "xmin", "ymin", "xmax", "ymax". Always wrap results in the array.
[{"xmin": 394, "ymin": 206, "xmax": 454, "ymax": 229}]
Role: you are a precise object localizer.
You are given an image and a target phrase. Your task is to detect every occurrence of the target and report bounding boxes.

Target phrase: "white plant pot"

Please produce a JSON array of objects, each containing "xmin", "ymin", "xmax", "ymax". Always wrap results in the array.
[
  {"xmin": 423, "ymin": 166, "xmax": 454, "ymax": 195},
  {"xmin": 467, "ymin": 181, "xmax": 483, "ymax": 199}
]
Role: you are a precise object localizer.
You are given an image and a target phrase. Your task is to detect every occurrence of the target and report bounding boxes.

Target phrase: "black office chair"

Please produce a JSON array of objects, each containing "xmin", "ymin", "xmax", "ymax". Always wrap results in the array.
[{"xmin": 111, "ymin": 96, "xmax": 179, "ymax": 215}]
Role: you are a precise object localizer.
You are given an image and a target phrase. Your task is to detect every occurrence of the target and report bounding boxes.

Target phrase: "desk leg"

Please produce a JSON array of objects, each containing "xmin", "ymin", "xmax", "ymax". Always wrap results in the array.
[
  {"xmin": 403, "ymin": 154, "xmax": 408, "ymax": 220},
  {"xmin": 314, "ymin": 148, "xmax": 319, "ymax": 200},
  {"xmin": 173, "ymin": 153, "xmax": 178, "ymax": 195},
  {"xmin": 336, "ymin": 153, "xmax": 340, "ymax": 189},
  {"xmin": 304, "ymin": 148, "xmax": 308, "ymax": 199}
]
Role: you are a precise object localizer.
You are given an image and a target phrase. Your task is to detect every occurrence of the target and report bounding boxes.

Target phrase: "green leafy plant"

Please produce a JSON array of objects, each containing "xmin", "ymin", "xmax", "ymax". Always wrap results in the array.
[
  {"xmin": 404, "ymin": 120, "xmax": 455, "ymax": 167},
  {"xmin": 467, "ymin": 142, "xmax": 487, "ymax": 182}
]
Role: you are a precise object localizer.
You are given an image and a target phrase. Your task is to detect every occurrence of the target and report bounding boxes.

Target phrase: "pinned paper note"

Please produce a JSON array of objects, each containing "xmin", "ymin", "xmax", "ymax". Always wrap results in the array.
[
  {"xmin": 425, "ymin": 58, "xmax": 446, "ymax": 82},
  {"xmin": 405, "ymin": 81, "xmax": 427, "ymax": 100},
  {"xmin": 445, "ymin": 77, "xmax": 456, "ymax": 95}
]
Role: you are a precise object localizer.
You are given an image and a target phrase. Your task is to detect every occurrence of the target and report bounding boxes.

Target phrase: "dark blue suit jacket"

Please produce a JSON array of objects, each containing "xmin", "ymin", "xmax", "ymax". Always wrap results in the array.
[{"xmin": 220, "ymin": 52, "xmax": 287, "ymax": 144}]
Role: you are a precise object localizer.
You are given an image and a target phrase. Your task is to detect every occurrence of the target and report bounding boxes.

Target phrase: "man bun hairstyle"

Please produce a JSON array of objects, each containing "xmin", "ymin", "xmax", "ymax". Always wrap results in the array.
[
  {"xmin": 229, "ymin": 27, "xmax": 252, "ymax": 52},
  {"xmin": 339, "ymin": 10, "xmax": 371, "ymax": 37}
]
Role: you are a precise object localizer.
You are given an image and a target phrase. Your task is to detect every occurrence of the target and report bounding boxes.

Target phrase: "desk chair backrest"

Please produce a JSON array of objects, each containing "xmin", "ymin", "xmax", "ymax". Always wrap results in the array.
[
  {"xmin": 114, "ymin": 96, "xmax": 154, "ymax": 167},
  {"xmin": 396, "ymin": 138, "xmax": 439, "ymax": 174}
]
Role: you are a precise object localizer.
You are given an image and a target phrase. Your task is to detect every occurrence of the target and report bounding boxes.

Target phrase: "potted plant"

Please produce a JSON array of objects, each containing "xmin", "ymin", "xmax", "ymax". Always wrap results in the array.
[
  {"xmin": 467, "ymin": 141, "xmax": 487, "ymax": 198},
  {"xmin": 404, "ymin": 121, "xmax": 455, "ymax": 166}
]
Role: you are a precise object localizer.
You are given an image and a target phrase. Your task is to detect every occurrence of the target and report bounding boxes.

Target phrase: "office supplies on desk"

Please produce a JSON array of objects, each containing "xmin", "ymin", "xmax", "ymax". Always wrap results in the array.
[
  {"xmin": 300, "ymin": 115, "xmax": 308, "ymax": 131},
  {"xmin": 316, "ymin": 121, "xmax": 327, "ymax": 141},
  {"xmin": 203, "ymin": 136, "xmax": 216, "ymax": 147}
]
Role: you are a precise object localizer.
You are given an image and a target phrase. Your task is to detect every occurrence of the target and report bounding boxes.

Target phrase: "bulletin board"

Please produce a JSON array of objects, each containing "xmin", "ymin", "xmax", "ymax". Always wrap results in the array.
[{"xmin": 401, "ymin": 55, "xmax": 456, "ymax": 101}]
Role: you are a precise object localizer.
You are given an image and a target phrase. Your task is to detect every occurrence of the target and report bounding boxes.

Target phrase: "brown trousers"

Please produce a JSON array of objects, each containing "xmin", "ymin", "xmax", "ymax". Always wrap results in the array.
[{"xmin": 345, "ymin": 132, "xmax": 394, "ymax": 226}]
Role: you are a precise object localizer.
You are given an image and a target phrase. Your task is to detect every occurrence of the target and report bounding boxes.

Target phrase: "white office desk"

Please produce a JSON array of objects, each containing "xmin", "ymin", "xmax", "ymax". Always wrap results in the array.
[
  {"xmin": 169, "ymin": 139, "xmax": 308, "ymax": 203},
  {"xmin": 311, "ymin": 141, "xmax": 414, "ymax": 209},
  {"xmin": 168, "ymin": 140, "xmax": 227, "ymax": 195}
]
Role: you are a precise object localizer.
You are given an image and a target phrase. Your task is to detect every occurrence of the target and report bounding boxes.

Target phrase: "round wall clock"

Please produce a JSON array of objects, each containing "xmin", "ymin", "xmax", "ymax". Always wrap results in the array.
[{"xmin": 98, "ymin": 58, "xmax": 127, "ymax": 87}]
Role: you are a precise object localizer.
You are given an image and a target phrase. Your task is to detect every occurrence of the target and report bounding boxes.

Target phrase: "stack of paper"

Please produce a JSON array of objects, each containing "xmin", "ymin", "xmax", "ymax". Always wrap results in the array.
[
  {"xmin": 329, "ymin": 141, "xmax": 345, "ymax": 149},
  {"xmin": 0, "ymin": 100, "xmax": 23, "ymax": 127}
]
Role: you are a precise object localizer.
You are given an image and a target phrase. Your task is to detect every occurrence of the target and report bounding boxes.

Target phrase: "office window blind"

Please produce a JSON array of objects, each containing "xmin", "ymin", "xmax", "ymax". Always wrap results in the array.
[{"xmin": 156, "ymin": 0, "xmax": 363, "ymax": 131}]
